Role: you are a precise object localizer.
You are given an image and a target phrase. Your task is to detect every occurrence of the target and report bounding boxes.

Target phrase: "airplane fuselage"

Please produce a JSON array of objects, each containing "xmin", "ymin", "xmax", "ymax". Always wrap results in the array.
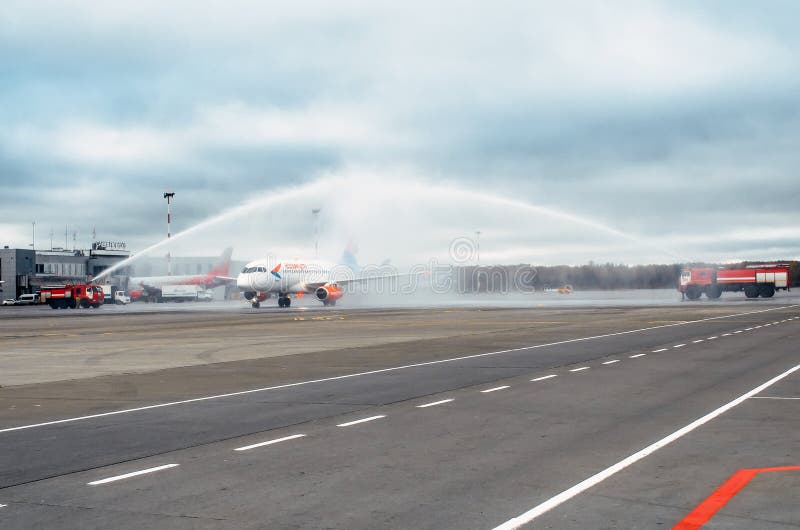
[{"xmin": 237, "ymin": 258, "xmax": 349, "ymax": 307}]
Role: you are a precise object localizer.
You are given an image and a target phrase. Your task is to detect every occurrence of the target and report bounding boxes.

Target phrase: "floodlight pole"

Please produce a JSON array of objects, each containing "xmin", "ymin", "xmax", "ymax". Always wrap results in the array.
[
  {"xmin": 475, "ymin": 230, "xmax": 481, "ymax": 265},
  {"xmin": 164, "ymin": 192, "xmax": 175, "ymax": 275},
  {"xmin": 312, "ymin": 208, "xmax": 321, "ymax": 258}
]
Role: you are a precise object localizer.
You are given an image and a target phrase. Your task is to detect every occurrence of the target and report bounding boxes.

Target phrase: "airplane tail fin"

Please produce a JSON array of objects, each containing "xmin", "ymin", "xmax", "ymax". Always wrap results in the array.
[
  {"xmin": 210, "ymin": 247, "xmax": 234, "ymax": 276},
  {"xmin": 341, "ymin": 240, "xmax": 360, "ymax": 273}
]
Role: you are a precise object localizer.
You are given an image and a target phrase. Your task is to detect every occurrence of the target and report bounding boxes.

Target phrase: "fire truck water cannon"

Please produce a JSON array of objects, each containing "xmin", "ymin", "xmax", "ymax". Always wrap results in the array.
[{"xmin": 679, "ymin": 264, "xmax": 791, "ymax": 300}]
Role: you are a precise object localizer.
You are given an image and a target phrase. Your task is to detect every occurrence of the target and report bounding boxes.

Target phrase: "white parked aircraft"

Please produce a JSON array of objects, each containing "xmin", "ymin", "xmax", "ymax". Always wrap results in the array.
[{"xmin": 128, "ymin": 248, "xmax": 235, "ymax": 300}]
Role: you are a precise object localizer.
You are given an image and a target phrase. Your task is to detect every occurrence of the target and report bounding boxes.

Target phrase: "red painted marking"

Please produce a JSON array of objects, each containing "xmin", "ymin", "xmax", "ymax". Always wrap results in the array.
[{"xmin": 674, "ymin": 466, "xmax": 800, "ymax": 529}]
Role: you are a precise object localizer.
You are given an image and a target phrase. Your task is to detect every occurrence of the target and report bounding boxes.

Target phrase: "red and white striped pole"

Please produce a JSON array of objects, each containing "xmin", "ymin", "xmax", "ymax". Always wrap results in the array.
[{"xmin": 164, "ymin": 191, "xmax": 175, "ymax": 276}]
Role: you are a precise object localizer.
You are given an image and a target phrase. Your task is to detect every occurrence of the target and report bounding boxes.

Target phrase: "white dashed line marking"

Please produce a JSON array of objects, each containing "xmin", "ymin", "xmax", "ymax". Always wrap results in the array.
[
  {"xmin": 733, "ymin": 330, "xmax": 743, "ymax": 334},
  {"xmin": 88, "ymin": 464, "xmax": 179, "ymax": 486},
  {"xmin": 707, "ymin": 336, "xmax": 718, "ymax": 340},
  {"xmin": 692, "ymin": 340, "xmax": 704, "ymax": 343},
  {"xmin": 0, "ymin": 504, "xmax": 6, "ymax": 508},
  {"xmin": 744, "ymin": 328, "xmax": 752, "ymax": 331},
  {"xmin": 569, "ymin": 367, "xmax": 590, "ymax": 372},
  {"xmin": 417, "ymin": 399, "xmax": 454, "ymax": 408},
  {"xmin": 773, "ymin": 322, "xmax": 780, "ymax": 325},
  {"xmin": 235, "ymin": 434, "xmax": 306, "ymax": 451},
  {"xmin": 722, "ymin": 333, "xmax": 732, "ymax": 336},
  {"xmin": 602, "ymin": 360, "xmax": 620, "ymax": 365},
  {"xmin": 630, "ymin": 354, "xmax": 646, "ymax": 358},
  {"xmin": 482, "ymin": 385, "xmax": 510, "ymax": 393},
  {"xmin": 673, "ymin": 344, "xmax": 686, "ymax": 348},
  {"xmin": 754, "ymin": 326, "xmax": 763, "ymax": 329},
  {"xmin": 531, "ymin": 375, "xmax": 558, "ymax": 382},
  {"xmin": 337, "ymin": 415, "xmax": 386, "ymax": 427},
  {"xmin": 652, "ymin": 348, "xmax": 668, "ymax": 353}
]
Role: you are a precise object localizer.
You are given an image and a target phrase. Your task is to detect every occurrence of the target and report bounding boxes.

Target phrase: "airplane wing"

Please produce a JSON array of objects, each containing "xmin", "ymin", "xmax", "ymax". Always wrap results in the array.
[{"xmin": 304, "ymin": 270, "xmax": 427, "ymax": 291}]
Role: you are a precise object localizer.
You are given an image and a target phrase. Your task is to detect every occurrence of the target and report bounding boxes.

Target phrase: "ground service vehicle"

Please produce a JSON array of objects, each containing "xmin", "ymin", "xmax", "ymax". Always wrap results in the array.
[
  {"xmin": 161, "ymin": 284, "xmax": 206, "ymax": 302},
  {"xmin": 16, "ymin": 293, "xmax": 41, "ymax": 305},
  {"xmin": 99, "ymin": 285, "xmax": 129, "ymax": 304},
  {"xmin": 2, "ymin": 298, "xmax": 16, "ymax": 306},
  {"xmin": 41, "ymin": 284, "xmax": 105, "ymax": 309},
  {"xmin": 679, "ymin": 264, "xmax": 791, "ymax": 300},
  {"xmin": 115, "ymin": 290, "xmax": 131, "ymax": 304}
]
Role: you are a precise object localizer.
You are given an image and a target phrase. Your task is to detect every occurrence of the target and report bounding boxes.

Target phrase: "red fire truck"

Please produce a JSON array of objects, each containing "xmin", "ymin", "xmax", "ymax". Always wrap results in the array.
[
  {"xmin": 40, "ymin": 284, "xmax": 105, "ymax": 309},
  {"xmin": 679, "ymin": 264, "xmax": 791, "ymax": 300}
]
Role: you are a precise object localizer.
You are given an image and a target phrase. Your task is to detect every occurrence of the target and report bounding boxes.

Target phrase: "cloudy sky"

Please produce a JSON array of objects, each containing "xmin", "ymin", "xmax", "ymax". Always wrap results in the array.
[{"xmin": 1, "ymin": 0, "xmax": 799, "ymax": 265}]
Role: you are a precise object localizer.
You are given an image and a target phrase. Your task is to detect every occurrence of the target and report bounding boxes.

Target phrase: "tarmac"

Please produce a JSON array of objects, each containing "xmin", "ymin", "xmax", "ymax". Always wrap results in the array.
[{"xmin": 0, "ymin": 292, "xmax": 798, "ymax": 528}]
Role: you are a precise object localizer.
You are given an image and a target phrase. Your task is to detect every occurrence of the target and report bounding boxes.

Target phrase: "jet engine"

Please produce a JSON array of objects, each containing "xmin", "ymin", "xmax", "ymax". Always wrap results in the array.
[{"xmin": 315, "ymin": 285, "xmax": 343, "ymax": 305}]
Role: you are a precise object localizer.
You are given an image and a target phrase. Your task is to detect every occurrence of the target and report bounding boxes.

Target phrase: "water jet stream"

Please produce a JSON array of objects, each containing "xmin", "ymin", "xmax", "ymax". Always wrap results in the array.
[{"xmin": 92, "ymin": 175, "xmax": 685, "ymax": 282}]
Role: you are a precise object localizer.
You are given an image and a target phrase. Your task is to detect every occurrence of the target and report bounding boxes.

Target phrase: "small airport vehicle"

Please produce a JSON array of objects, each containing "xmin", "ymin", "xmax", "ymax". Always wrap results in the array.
[
  {"xmin": 679, "ymin": 264, "xmax": 791, "ymax": 300},
  {"xmin": 99, "ymin": 285, "xmax": 130, "ymax": 305},
  {"xmin": 114, "ymin": 290, "xmax": 131, "ymax": 305},
  {"xmin": 41, "ymin": 284, "xmax": 105, "ymax": 309},
  {"xmin": 2, "ymin": 298, "xmax": 16, "ymax": 306},
  {"xmin": 15, "ymin": 293, "xmax": 41, "ymax": 305}
]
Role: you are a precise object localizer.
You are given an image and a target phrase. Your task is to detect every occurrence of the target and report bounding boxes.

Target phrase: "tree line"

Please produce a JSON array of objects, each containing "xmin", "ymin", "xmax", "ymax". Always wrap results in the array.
[{"xmin": 455, "ymin": 261, "xmax": 800, "ymax": 292}]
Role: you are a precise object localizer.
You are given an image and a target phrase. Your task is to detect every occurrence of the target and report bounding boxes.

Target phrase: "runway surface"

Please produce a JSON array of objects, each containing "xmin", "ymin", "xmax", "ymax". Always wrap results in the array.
[{"xmin": 0, "ymin": 295, "xmax": 798, "ymax": 528}]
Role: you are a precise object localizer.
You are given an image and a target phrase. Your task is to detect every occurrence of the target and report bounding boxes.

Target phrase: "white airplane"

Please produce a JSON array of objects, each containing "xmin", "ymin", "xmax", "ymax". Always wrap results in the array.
[
  {"xmin": 128, "ymin": 248, "xmax": 235, "ymax": 300},
  {"xmin": 237, "ymin": 252, "xmax": 413, "ymax": 308}
]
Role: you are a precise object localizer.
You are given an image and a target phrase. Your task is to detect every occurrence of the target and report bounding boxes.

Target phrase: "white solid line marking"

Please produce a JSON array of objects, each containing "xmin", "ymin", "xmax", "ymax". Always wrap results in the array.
[
  {"xmin": 602, "ymin": 360, "xmax": 620, "ymax": 365},
  {"xmin": 692, "ymin": 340, "xmax": 704, "ymax": 343},
  {"xmin": 707, "ymin": 336, "xmax": 718, "ymax": 340},
  {"xmin": 652, "ymin": 348, "xmax": 668, "ymax": 353},
  {"xmin": 417, "ymin": 398, "xmax": 454, "ymax": 408},
  {"xmin": 569, "ymin": 367, "xmax": 589, "ymax": 372},
  {"xmin": 491, "ymin": 364, "xmax": 800, "ymax": 530},
  {"xmin": 531, "ymin": 375, "xmax": 558, "ymax": 382},
  {"xmin": 235, "ymin": 434, "xmax": 306, "ymax": 451},
  {"xmin": 88, "ymin": 464, "xmax": 179, "ymax": 486},
  {"xmin": 629, "ymin": 353, "xmax": 646, "ymax": 358},
  {"xmin": 673, "ymin": 344, "xmax": 686, "ymax": 348},
  {"xmin": 337, "ymin": 415, "xmax": 385, "ymax": 427},
  {"xmin": 750, "ymin": 396, "xmax": 800, "ymax": 400},
  {"xmin": 482, "ymin": 385, "xmax": 510, "ymax": 393},
  {"xmin": 2, "ymin": 305, "xmax": 795, "ymax": 435}
]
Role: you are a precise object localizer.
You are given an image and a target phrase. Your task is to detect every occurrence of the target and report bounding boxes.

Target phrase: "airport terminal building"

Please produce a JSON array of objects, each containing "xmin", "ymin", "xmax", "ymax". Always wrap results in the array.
[
  {"xmin": 1, "ymin": 243, "xmax": 244, "ymax": 300},
  {"xmin": 0, "ymin": 243, "xmax": 132, "ymax": 299}
]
